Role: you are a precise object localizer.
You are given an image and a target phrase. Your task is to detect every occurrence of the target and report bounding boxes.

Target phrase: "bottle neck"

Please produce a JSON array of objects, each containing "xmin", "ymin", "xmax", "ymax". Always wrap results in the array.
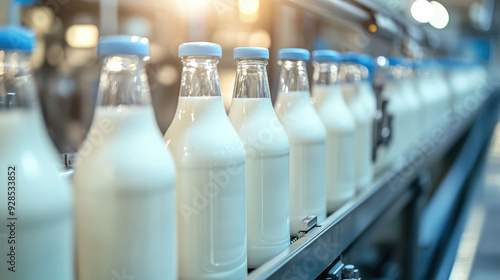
[
  {"xmin": 312, "ymin": 61, "xmax": 339, "ymax": 86},
  {"xmin": 338, "ymin": 62, "xmax": 362, "ymax": 84},
  {"xmin": 233, "ymin": 59, "xmax": 270, "ymax": 98},
  {"xmin": 97, "ymin": 55, "xmax": 151, "ymax": 107},
  {"xmin": 0, "ymin": 51, "xmax": 38, "ymax": 110},
  {"xmin": 180, "ymin": 56, "xmax": 221, "ymax": 97},
  {"xmin": 385, "ymin": 65, "xmax": 404, "ymax": 82},
  {"xmin": 278, "ymin": 59, "xmax": 309, "ymax": 93}
]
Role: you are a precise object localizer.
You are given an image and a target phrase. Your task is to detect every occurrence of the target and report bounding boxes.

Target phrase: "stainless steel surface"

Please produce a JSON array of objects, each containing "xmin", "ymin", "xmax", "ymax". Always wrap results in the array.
[
  {"xmin": 246, "ymin": 94, "xmax": 491, "ymax": 279},
  {"xmin": 300, "ymin": 215, "xmax": 318, "ymax": 232}
]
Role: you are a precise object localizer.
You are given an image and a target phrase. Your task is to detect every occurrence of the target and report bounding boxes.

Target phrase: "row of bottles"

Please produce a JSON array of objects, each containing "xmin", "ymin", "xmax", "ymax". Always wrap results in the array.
[{"xmin": 0, "ymin": 27, "xmax": 488, "ymax": 280}]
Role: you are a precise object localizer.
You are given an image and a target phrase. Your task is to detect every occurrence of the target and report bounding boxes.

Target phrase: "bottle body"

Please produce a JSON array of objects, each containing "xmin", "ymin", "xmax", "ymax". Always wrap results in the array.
[
  {"xmin": 275, "ymin": 90, "xmax": 327, "ymax": 234},
  {"xmin": 165, "ymin": 96, "xmax": 247, "ymax": 279},
  {"xmin": 74, "ymin": 53, "xmax": 177, "ymax": 280},
  {"xmin": 312, "ymin": 84, "xmax": 356, "ymax": 212},
  {"xmin": 74, "ymin": 107, "xmax": 177, "ymax": 279},
  {"xmin": 342, "ymin": 81, "xmax": 374, "ymax": 191},
  {"xmin": 0, "ymin": 52, "xmax": 74, "ymax": 280},
  {"xmin": 229, "ymin": 97, "xmax": 290, "ymax": 268}
]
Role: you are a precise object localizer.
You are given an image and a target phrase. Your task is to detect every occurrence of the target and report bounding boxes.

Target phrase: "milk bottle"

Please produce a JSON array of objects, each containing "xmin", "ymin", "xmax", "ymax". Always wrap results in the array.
[
  {"xmin": 414, "ymin": 61, "xmax": 437, "ymax": 132},
  {"xmin": 164, "ymin": 42, "xmax": 247, "ymax": 280},
  {"xmin": 357, "ymin": 54, "xmax": 378, "ymax": 120},
  {"xmin": 228, "ymin": 47, "xmax": 290, "ymax": 268},
  {"xmin": 74, "ymin": 36, "xmax": 176, "ymax": 279},
  {"xmin": 274, "ymin": 48, "xmax": 327, "ymax": 235},
  {"xmin": 0, "ymin": 26, "xmax": 74, "ymax": 280},
  {"xmin": 399, "ymin": 58, "xmax": 422, "ymax": 141},
  {"xmin": 311, "ymin": 50, "xmax": 356, "ymax": 212},
  {"xmin": 377, "ymin": 58, "xmax": 407, "ymax": 167},
  {"xmin": 379, "ymin": 57, "xmax": 420, "ymax": 163},
  {"xmin": 339, "ymin": 52, "xmax": 375, "ymax": 191}
]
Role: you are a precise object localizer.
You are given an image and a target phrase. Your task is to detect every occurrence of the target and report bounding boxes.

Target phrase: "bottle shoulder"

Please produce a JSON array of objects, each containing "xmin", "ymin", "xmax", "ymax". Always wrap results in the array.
[
  {"xmin": 274, "ymin": 94, "xmax": 326, "ymax": 143},
  {"xmin": 165, "ymin": 98, "xmax": 246, "ymax": 168},
  {"xmin": 74, "ymin": 108, "xmax": 176, "ymax": 191}
]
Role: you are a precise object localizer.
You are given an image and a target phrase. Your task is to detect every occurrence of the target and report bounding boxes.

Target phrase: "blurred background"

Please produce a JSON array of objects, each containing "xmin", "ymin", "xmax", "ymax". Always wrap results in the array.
[{"xmin": 1, "ymin": 0, "xmax": 498, "ymax": 154}]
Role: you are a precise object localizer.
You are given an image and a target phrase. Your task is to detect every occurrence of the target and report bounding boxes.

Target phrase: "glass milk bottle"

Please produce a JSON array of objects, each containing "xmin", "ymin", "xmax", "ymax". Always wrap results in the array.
[
  {"xmin": 399, "ymin": 59, "xmax": 422, "ymax": 139},
  {"xmin": 0, "ymin": 26, "xmax": 73, "ymax": 280},
  {"xmin": 413, "ymin": 61, "xmax": 436, "ymax": 132},
  {"xmin": 339, "ymin": 52, "xmax": 375, "ymax": 191},
  {"xmin": 274, "ymin": 48, "xmax": 327, "ymax": 235},
  {"xmin": 311, "ymin": 50, "xmax": 356, "ymax": 212},
  {"xmin": 379, "ymin": 58, "xmax": 410, "ymax": 163},
  {"xmin": 73, "ymin": 36, "xmax": 177, "ymax": 280},
  {"xmin": 164, "ymin": 42, "xmax": 247, "ymax": 280},
  {"xmin": 357, "ymin": 54, "xmax": 377, "ymax": 120},
  {"xmin": 228, "ymin": 47, "xmax": 290, "ymax": 268}
]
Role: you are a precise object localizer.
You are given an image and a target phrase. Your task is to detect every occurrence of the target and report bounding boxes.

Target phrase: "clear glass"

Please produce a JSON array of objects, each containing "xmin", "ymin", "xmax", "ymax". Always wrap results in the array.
[
  {"xmin": 0, "ymin": 51, "xmax": 38, "ymax": 110},
  {"xmin": 338, "ymin": 62, "xmax": 362, "ymax": 84},
  {"xmin": 385, "ymin": 64, "xmax": 404, "ymax": 82},
  {"xmin": 96, "ymin": 55, "xmax": 151, "ymax": 107},
  {"xmin": 278, "ymin": 59, "xmax": 309, "ymax": 92},
  {"xmin": 312, "ymin": 61, "xmax": 339, "ymax": 86},
  {"xmin": 180, "ymin": 56, "xmax": 221, "ymax": 97},
  {"xmin": 233, "ymin": 58, "xmax": 270, "ymax": 98}
]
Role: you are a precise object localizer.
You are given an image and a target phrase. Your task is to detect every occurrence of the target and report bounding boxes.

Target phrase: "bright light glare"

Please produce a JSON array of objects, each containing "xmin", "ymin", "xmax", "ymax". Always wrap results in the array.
[
  {"xmin": 239, "ymin": 0, "xmax": 259, "ymax": 15},
  {"xmin": 411, "ymin": 0, "xmax": 433, "ymax": 23},
  {"xmin": 65, "ymin": 25, "xmax": 99, "ymax": 48},
  {"xmin": 377, "ymin": 56, "xmax": 388, "ymax": 67},
  {"xmin": 429, "ymin": 1, "xmax": 449, "ymax": 29},
  {"xmin": 249, "ymin": 29, "xmax": 271, "ymax": 48},
  {"xmin": 175, "ymin": 0, "xmax": 209, "ymax": 14}
]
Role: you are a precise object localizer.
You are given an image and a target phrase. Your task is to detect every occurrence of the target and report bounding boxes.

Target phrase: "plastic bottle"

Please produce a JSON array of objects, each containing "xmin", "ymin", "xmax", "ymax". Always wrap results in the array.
[
  {"xmin": 311, "ymin": 50, "xmax": 356, "ymax": 212},
  {"xmin": 74, "ymin": 36, "xmax": 177, "ymax": 279},
  {"xmin": 0, "ymin": 26, "xmax": 74, "ymax": 279},
  {"xmin": 164, "ymin": 42, "xmax": 247, "ymax": 280},
  {"xmin": 228, "ymin": 47, "xmax": 290, "ymax": 268},
  {"xmin": 274, "ymin": 48, "xmax": 327, "ymax": 235},
  {"xmin": 339, "ymin": 52, "xmax": 375, "ymax": 191}
]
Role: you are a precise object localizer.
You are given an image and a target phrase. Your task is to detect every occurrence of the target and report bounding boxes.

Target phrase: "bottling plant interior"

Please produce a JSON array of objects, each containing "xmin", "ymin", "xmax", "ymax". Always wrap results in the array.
[{"xmin": 1, "ymin": 0, "xmax": 500, "ymax": 279}]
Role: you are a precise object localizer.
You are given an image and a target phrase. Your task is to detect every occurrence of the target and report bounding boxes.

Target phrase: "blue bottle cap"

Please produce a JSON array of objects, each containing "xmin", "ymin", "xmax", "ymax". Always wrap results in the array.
[
  {"xmin": 98, "ymin": 35, "xmax": 150, "ymax": 57},
  {"xmin": 341, "ymin": 52, "xmax": 361, "ymax": 64},
  {"xmin": 278, "ymin": 48, "xmax": 310, "ymax": 61},
  {"xmin": 386, "ymin": 57, "xmax": 404, "ymax": 66},
  {"xmin": 178, "ymin": 42, "xmax": 222, "ymax": 58},
  {"xmin": 0, "ymin": 26, "xmax": 36, "ymax": 53},
  {"xmin": 312, "ymin": 50, "xmax": 341, "ymax": 62},
  {"xmin": 16, "ymin": 0, "xmax": 37, "ymax": 5},
  {"xmin": 357, "ymin": 53, "xmax": 374, "ymax": 68},
  {"xmin": 233, "ymin": 47, "xmax": 269, "ymax": 59}
]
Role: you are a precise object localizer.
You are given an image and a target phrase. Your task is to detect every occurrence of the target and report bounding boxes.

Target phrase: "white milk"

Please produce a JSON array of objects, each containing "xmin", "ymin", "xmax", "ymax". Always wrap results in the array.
[
  {"xmin": 165, "ymin": 96, "xmax": 247, "ymax": 280},
  {"xmin": 229, "ymin": 98, "xmax": 290, "ymax": 268},
  {"xmin": 275, "ymin": 91, "xmax": 327, "ymax": 235},
  {"xmin": 401, "ymin": 78, "xmax": 422, "ymax": 141},
  {"xmin": 360, "ymin": 81, "xmax": 377, "ymax": 119},
  {"xmin": 74, "ymin": 106, "xmax": 176, "ymax": 280},
  {"xmin": 342, "ymin": 83, "xmax": 375, "ymax": 191},
  {"xmin": 376, "ymin": 80, "xmax": 409, "ymax": 171},
  {"xmin": 0, "ymin": 109, "xmax": 73, "ymax": 280},
  {"xmin": 415, "ymin": 73, "xmax": 438, "ymax": 133},
  {"xmin": 312, "ymin": 85, "xmax": 356, "ymax": 212}
]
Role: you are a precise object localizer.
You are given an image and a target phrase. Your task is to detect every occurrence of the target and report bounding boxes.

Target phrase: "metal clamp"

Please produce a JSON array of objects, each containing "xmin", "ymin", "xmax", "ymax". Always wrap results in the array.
[{"xmin": 297, "ymin": 215, "xmax": 319, "ymax": 238}]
